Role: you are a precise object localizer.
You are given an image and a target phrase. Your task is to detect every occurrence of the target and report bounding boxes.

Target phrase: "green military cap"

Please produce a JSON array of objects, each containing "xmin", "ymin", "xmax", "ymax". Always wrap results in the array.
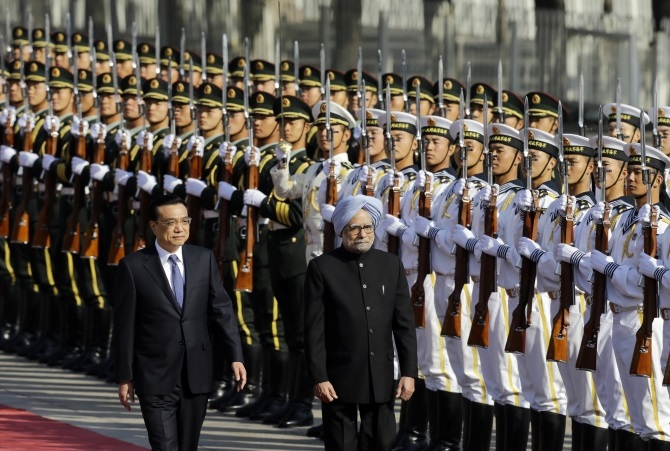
[
  {"xmin": 97, "ymin": 72, "xmax": 117, "ymax": 94},
  {"xmin": 326, "ymin": 69, "xmax": 346, "ymax": 92},
  {"xmin": 52, "ymin": 31, "xmax": 69, "ymax": 53},
  {"xmin": 196, "ymin": 82, "xmax": 223, "ymax": 108},
  {"xmin": 72, "ymin": 32, "xmax": 90, "ymax": 53},
  {"xmin": 280, "ymin": 60, "xmax": 295, "ymax": 82},
  {"xmin": 142, "ymin": 78, "xmax": 169, "ymax": 101},
  {"xmin": 76, "ymin": 69, "xmax": 94, "ymax": 93},
  {"xmin": 273, "ymin": 95, "xmax": 312, "ymax": 122},
  {"xmin": 32, "ymin": 28, "xmax": 49, "ymax": 49},
  {"xmin": 526, "ymin": 91, "xmax": 565, "ymax": 119},
  {"xmin": 120, "ymin": 74, "xmax": 143, "ymax": 96},
  {"xmin": 382, "ymin": 73, "xmax": 403, "ymax": 96},
  {"xmin": 49, "ymin": 66, "xmax": 75, "ymax": 89},
  {"xmin": 11, "ymin": 27, "xmax": 29, "ymax": 47},
  {"xmin": 8, "ymin": 59, "xmax": 23, "ymax": 81},
  {"xmin": 225, "ymin": 86, "xmax": 245, "ymax": 112},
  {"xmin": 183, "ymin": 51, "xmax": 202, "ymax": 73},
  {"xmin": 160, "ymin": 46, "xmax": 180, "ymax": 69},
  {"xmin": 250, "ymin": 91, "xmax": 276, "ymax": 116},
  {"xmin": 299, "ymin": 65, "xmax": 321, "ymax": 88},
  {"xmin": 345, "ymin": 69, "xmax": 378, "ymax": 93},
  {"xmin": 407, "ymin": 75, "xmax": 433, "ymax": 103},
  {"xmin": 138, "ymin": 42, "xmax": 156, "ymax": 65},
  {"xmin": 114, "ymin": 39, "xmax": 133, "ymax": 61},
  {"xmin": 172, "ymin": 81, "xmax": 195, "ymax": 104},
  {"xmin": 562, "ymin": 134, "xmax": 595, "ymax": 158},
  {"xmin": 229, "ymin": 56, "xmax": 247, "ymax": 79},
  {"xmin": 25, "ymin": 61, "xmax": 46, "ymax": 82},
  {"xmin": 251, "ymin": 59, "xmax": 275, "ymax": 82},
  {"xmin": 94, "ymin": 39, "xmax": 109, "ymax": 61},
  {"xmin": 205, "ymin": 52, "xmax": 224, "ymax": 75},
  {"xmin": 471, "ymin": 82, "xmax": 496, "ymax": 108},
  {"xmin": 500, "ymin": 90, "xmax": 524, "ymax": 120},
  {"xmin": 433, "ymin": 78, "xmax": 465, "ymax": 104}
]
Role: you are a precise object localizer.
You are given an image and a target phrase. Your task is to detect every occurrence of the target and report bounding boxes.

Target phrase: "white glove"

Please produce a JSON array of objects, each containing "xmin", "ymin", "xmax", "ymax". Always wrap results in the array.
[
  {"xmin": 516, "ymin": 189, "xmax": 533, "ymax": 211},
  {"xmin": 71, "ymin": 116, "xmax": 90, "ymax": 137},
  {"xmin": 115, "ymin": 168, "xmax": 132, "ymax": 186},
  {"xmin": 555, "ymin": 195, "xmax": 576, "ymax": 217},
  {"xmin": 218, "ymin": 181, "xmax": 237, "ymax": 200},
  {"xmin": 358, "ymin": 165, "xmax": 377, "ymax": 185},
  {"xmin": 136, "ymin": 130, "xmax": 154, "ymax": 151},
  {"xmin": 219, "ymin": 142, "xmax": 237, "ymax": 162},
  {"xmin": 638, "ymin": 252, "xmax": 663, "ymax": 280},
  {"xmin": 380, "ymin": 214, "xmax": 407, "ymax": 238},
  {"xmin": 136, "ymin": 170, "xmax": 157, "ymax": 193},
  {"xmin": 41, "ymin": 153, "xmax": 58, "ymax": 170},
  {"xmin": 400, "ymin": 226, "xmax": 417, "ymax": 247},
  {"xmin": 478, "ymin": 235, "xmax": 504, "ymax": 257},
  {"xmin": 451, "ymin": 224, "xmax": 477, "ymax": 251},
  {"xmin": 414, "ymin": 216, "xmax": 435, "ymax": 238},
  {"xmin": 322, "ymin": 158, "xmax": 342, "ymax": 177},
  {"xmin": 71, "ymin": 156, "xmax": 89, "ymax": 175},
  {"xmin": 89, "ymin": 163, "xmax": 110, "ymax": 182},
  {"xmin": 383, "ymin": 170, "xmax": 405, "ymax": 191},
  {"xmin": 244, "ymin": 146, "xmax": 261, "ymax": 166},
  {"xmin": 517, "ymin": 237, "xmax": 546, "ymax": 263},
  {"xmin": 18, "ymin": 151, "xmax": 39, "ymax": 168},
  {"xmin": 637, "ymin": 204, "xmax": 656, "ymax": 226},
  {"xmin": 451, "ymin": 178, "xmax": 466, "ymax": 197},
  {"xmin": 44, "ymin": 115, "xmax": 60, "ymax": 133},
  {"xmin": 0, "ymin": 106, "xmax": 16, "ymax": 127},
  {"xmin": 244, "ymin": 188, "xmax": 267, "ymax": 207},
  {"xmin": 17, "ymin": 112, "xmax": 35, "ymax": 132},
  {"xmin": 478, "ymin": 184, "xmax": 493, "ymax": 204},
  {"xmin": 590, "ymin": 201, "xmax": 605, "ymax": 222},
  {"xmin": 320, "ymin": 204, "xmax": 335, "ymax": 223},
  {"xmin": 554, "ymin": 243, "xmax": 587, "ymax": 267},
  {"xmin": 185, "ymin": 177, "xmax": 207, "ymax": 197},
  {"xmin": 90, "ymin": 123, "xmax": 107, "ymax": 141},
  {"xmin": 162, "ymin": 134, "xmax": 181, "ymax": 155},
  {"xmin": 115, "ymin": 130, "xmax": 132, "ymax": 150},
  {"xmin": 0, "ymin": 145, "xmax": 16, "ymax": 163},
  {"xmin": 187, "ymin": 135, "xmax": 204, "ymax": 157},
  {"xmin": 414, "ymin": 170, "xmax": 434, "ymax": 190},
  {"xmin": 590, "ymin": 250, "xmax": 619, "ymax": 278},
  {"xmin": 163, "ymin": 174, "xmax": 183, "ymax": 193}
]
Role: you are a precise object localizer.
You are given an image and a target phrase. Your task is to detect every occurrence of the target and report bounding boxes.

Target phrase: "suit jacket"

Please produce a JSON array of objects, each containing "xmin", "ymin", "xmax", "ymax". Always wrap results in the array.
[
  {"xmin": 304, "ymin": 246, "xmax": 418, "ymax": 404},
  {"xmin": 113, "ymin": 244, "xmax": 243, "ymax": 396}
]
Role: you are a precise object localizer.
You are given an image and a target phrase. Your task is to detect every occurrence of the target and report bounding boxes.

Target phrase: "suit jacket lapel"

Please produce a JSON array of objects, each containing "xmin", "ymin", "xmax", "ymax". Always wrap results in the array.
[
  {"xmin": 182, "ymin": 245, "xmax": 196, "ymax": 313},
  {"xmin": 142, "ymin": 248, "xmax": 182, "ymax": 314}
]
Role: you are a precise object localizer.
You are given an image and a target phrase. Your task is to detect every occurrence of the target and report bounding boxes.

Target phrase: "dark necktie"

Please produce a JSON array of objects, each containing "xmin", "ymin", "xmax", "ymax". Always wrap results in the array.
[{"xmin": 169, "ymin": 254, "xmax": 184, "ymax": 309}]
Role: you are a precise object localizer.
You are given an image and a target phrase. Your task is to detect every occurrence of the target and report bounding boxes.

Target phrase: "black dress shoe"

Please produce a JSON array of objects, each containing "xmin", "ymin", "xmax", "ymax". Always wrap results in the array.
[
  {"xmin": 306, "ymin": 423, "xmax": 323, "ymax": 438},
  {"xmin": 250, "ymin": 397, "xmax": 288, "ymax": 421},
  {"xmin": 394, "ymin": 431, "xmax": 428, "ymax": 451},
  {"xmin": 276, "ymin": 404, "xmax": 314, "ymax": 428},
  {"xmin": 236, "ymin": 392, "xmax": 268, "ymax": 418},
  {"xmin": 209, "ymin": 385, "xmax": 237, "ymax": 410},
  {"xmin": 217, "ymin": 388, "xmax": 260, "ymax": 413}
]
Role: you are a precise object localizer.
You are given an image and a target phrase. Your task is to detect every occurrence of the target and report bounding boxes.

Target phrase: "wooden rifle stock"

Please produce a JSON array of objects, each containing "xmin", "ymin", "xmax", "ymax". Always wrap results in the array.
[
  {"xmin": 12, "ymin": 125, "xmax": 37, "ymax": 245},
  {"xmin": 167, "ymin": 138, "xmax": 180, "ymax": 177},
  {"xmin": 547, "ymin": 201, "xmax": 575, "ymax": 363},
  {"xmin": 213, "ymin": 153, "xmax": 233, "ymax": 280},
  {"xmin": 0, "ymin": 121, "xmax": 15, "ymax": 238},
  {"xmin": 133, "ymin": 135, "xmax": 152, "ymax": 252},
  {"xmin": 387, "ymin": 173, "xmax": 401, "ymax": 254},
  {"xmin": 442, "ymin": 184, "xmax": 471, "ymax": 338},
  {"xmin": 364, "ymin": 166, "xmax": 374, "ymax": 197},
  {"xmin": 107, "ymin": 143, "xmax": 129, "ymax": 265},
  {"xmin": 61, "ymin": 127, "xmax": 87, "ymax": 254},
  {"xmin": 235, "ymin": 147, "xmax": 258, "ymax": 292},
  {"xmin": 322, "ymin": 161, "xmax": 337, "ymax": 253},
  {"xmin": 81, "ymin": 136, "xmax": 106, "ymax": 259},
  {"xmin": 410, "ymin": 176, "xmax": 432, "ymax": 328},
  {"xmin": 630, "ymin": 215, "xmax": 657, "ymax": 377},
  {"xmin": 576, "ymin": 212, "xmax": 609, "ymax": 371},
  {"xmin": 468, "ymin": 188, "xmax": 498, "ymax": 348},
  {"xmin": 185, "ymin": 142, "xmax": 202, "ymax": 245},
  {"xmin": 505, "ymin": 199, "xmax": 540, "ymax": 354}
]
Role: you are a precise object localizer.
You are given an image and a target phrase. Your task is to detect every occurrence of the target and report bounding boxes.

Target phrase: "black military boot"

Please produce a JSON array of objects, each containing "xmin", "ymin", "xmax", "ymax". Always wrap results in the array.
[
  {"xmin": 218, "ymin": 343, "xmax": 262, "ymax": 412},
  {"xmin": 79, "ymin": 307, "xmax": 110, "ymax": 373},
  {"xmin": 494, "ymin": 403, "xmax": 506, "ymax": 451},
  {"xmin": 504, "ymin": 404, "xmax": 530, "ymax": 451},
  {"xmin": 430, "ymin": 390, "xmax": 463, "ymax": 451},
  {"xmin": 530, "ymin": 409, "xmax": 541, "ymax": 451},
  {"xmin": 0, "ymin": 281, "xmax": 19, "ymax": 350},
  {"xmin": 250, "ymin": 349, "xmax": 288, "ymax": 421},
  {"xmin": 579, "ymin": 423, "xmax": 608, "ymax": 451},
  {"xmin": 277, "ymin": 353, "xmax": 313, "ymax": 428},
  {"xmin": 571, "ymin": 418, "xmax": 582, "ymax": 451},
  {"xmin": 6, "ymin": 288, "xmax": 37, "ymax": 353},
  {"xmin": 394, "ymin": 378, "xmax": 428, "ymax": 450},
  {"xmin": 87, "ymin": 309, "xmax": 114, "ymax": 377},
  {"xmin": 538, "ymin": 411, "xmax": 566, "ymax": 451},
  {"xmin": 648, "ymin": 439, "xmax": 670, "ymax": 451},
  {"xmin": 56, "ymin": 302, "xmax": 86, "ymax": 368},
  {"xmin": 426, "ymin": 389, "xmax": 439, "ymax": 449},
  {"xmin": 237, "ymin": 347, "xmax": 272, "ymax": 418},
  {"xmin": 613, "ymin": 428, "xmax": 645, "ymax": 451},
  {"xmin": 19, "ymin": 292, "xmax": 52, "ymax": 358},
  {"xmin": 463, "ymin": 401, "xmax": 493, "ymax": 451},
  {"xmin": 67, "ymin": 305, "xmax": 104, "ymax": 372},
  {"xmin": 45, "ymin": 299, "xmax": 79, "ymax": 365}
]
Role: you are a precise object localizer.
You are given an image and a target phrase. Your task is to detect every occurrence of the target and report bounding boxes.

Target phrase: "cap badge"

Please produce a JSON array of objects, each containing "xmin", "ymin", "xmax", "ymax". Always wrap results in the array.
[
  {"xmin": 427, "ymin": 118, "xmax": 436, "ymax": 126},
  {"xmin": 611, "ymin": 106, "xmax": 617, "ymax": 114},
  {"xmin": 237, "ymin": 59, "xmax": 246, "ymax": 67},
  {"xmin": 57, "ymin": 33, "xmax": 65, "ymax": 42},
  {"xmin": 16, "ymin": 29, "xmax": 23, "ymax": 37},
  {"xmin": 492, "ymin": 126, "xmax": 500, "ymax": 134},
  {"xmin": 366, "ymin": 111, "xmax": 374, "ymax": 119},
  {"xmin": 228, "ymin": 88, "xmax": 236, "ymax": 98},
  {"xmin": 184, "ymin": 52, "xmax": 191, "ymax": 62},
  {"xmin": 30, "ymin": 62, "xmax": 37, "ymax": 72},
  {"xmin": 328, "ymin": 71, "xmax": 335, "ymax": 81},
  {"xmin": 141, "ymin": 44, "xmax": 149, "ymax": 53},
  {"xmin": 256, "ymin": 93, "xmax": 264, "ymax": 103},
  {"xmin": 116, "ymin": 41, "xmax": 125, "ymax": 50},
  {"xmin": 391, "ymin": 114, "xmax": 397, "ymax": 122},
  {"xmin": 528, "ymin": 130, "xmax": 535, "ymax": 140},
  {"xmin": 79, "ymin": 70, "xmax": 87, "ymax": 79},
  {"xmin": 51, "ymin": 67, "xmax": 60, "ymax": 77},
  {"xmin": 150, "ymin": 79, "xmax": 159, "ymax": 89},
  {"xmin": 255, "ymin": 61, "xmax": 264, "ymax": 70},
  {"xmin": 320, "ymin": 103, "xmax": 327, "ymax": 113},
  {"xmin": 563, "ymin": 137, "xmax": 571, "ymax": 146},
  {"xmin": 444, "ymin": 80, "xmax": 452, "ymax": 90},
  {"xmin": 476, "ymin": 85, "xmax": 485, "ymax": 95},
  {"xmin": 13, "ymin": 61, "xmax": 20, "ymax": 70},
  {"xmin": 35, "ymin": 30, "xmax": 43, "ymax": 39},
  {"xmin": 281, "ymin": 61, "xmax": 289, "ymax": 71},
  {"xmin": 304, "ymin": 67, "xmax": 312, "ymax": 77},
  {"xmin": 532, "ymin": 94, "xmax": 541, "ymax": 104},
  {"xmin": 176, "ymin": 82, "xmax": 184, "ymax": 93},
  {"xmin": 629, "ymin": 145, "xmax": 637, "ymax": 156},
  {"xmin": 204, "ymin": 84, "xmax": 212, "ymax": 95},
  {"xmin": 74, "ymin": 34, "xmax": 82, "ymax": 43},
  {"xmin": 129, "ymin": 76, "xmax": 136, "ymax": 85},
  {"xmin": 386, "ymin": 75, "xmax": 394, "ymax": 85},
  {"xmin": 165, "ymin": 47, "xmax": 173, "ymax": 57},
  {"xmin": 97, "ymin": 41, "xmax": 105, "ymax": 50},
  {"xmin": 659, "ymin": 108, "xmax": 666, "ymax": 118},
  {"xmin": 412, "ymin": 78, "xmax": 420, "ymax": 87},
  {"xmin": 352, "ymin": 71, "xmax": 359, "ymax": 81},
  {"xmin": 502, "ymin": 92, "xmax": 509, "ymax": 102},
  {"xmin": 103, "ymin": 74, "xmax": 111, "ymax": 83},
  {"xmin": 282, "ymin": 98, "xmax": 290, "ymax": 107},
  {"xmin": 463, "ymin": 123, "xmax": 469, "ymax": 132},
  {"xmin": 207, "ymin": 54, "xmax": 215, "ymax": 64}
]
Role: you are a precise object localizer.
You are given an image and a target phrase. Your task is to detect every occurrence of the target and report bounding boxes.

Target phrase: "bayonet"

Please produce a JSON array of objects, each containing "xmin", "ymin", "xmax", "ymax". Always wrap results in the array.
[
  {"xmin": 132, "ymin": 22, "xmax": 145, "ymax": 131},
  {"xmin": 438, "ymin": 55, "xmax": 445, "ymax": 118},
  {"xmin": 4, "ymin": 8, "xmax": 9, "ymax": 58},
  {"xmin": 356, "ymin": 47, "xmax": 363, "ymax": 107},
  {"xmin": 401, "ymin": 49, "xmax": 408, "ymax": 113},
  {"xmin": 578, "ymin": 72, "xmax": 584, "ymax": 136},
  {"xmin": 66, "ymin": 12, "xmax": 73, "ymax": 68},
  {"xmin": 155, "ymin": 25, "xmax": 161, "ymax": 77},
  {"xmin": 89, "ymin": 17, "xmax": 99, "ymax": 124},
  {"xmin": 465, "ymin": 62, "xmax": 471, "ymax": 119},
  {"xmin": 0, "ymin": 35, "xmax": 5, "ymax": 111},
  {"xmin": 243, "ymin": 37, "xmax": 253, "ymax": 145},
  {"xmin": 45, "ymin": 14, "xmax": 52, "ymax": 118},
  {"xmin": 597, "ymin": 105, "xmax": 605, "ymax": 206},
  {"xmin": 653, "ymin": 77, "xmax": 659, "ymax": 148},
  {"xmin": 326, "ymin": 78, "xmax": 332, "ymax": 154},
  {"xmin": 320, "ymin": 43, "xmax": 325, "ymax": 98},
  {"xmin": 377, "ymin": 49, "xmax": 383, "ymax": 108},
  {"xmin": 497, "ymin": 59, "xmax": 504, "ymax": 122},
  {"xmin": 361, "ymin": 79, "xmax": 369, "ymax": 167},
  {"xmin": 558, "ymin": 100, "xmax": 566, "ymax": 194},
  {"xmin": 20, "ymin": 42, "xmax": 27, "ymax": 112},
  {"xmin": 459, "ymin": 89, "xmax": 466, "ymax": 180},
  {"xmin": 222, "ymin": 33, "xmax": 230, "ymax": 144},
  {"xmin": 189, "ymin": 62, "xmax": 197, "ymax": 136},
  {"xmin": 168, "ymin": 54, "xmax": 174, "ymax": 135},
  {"xmin": 417, "ymin": 84, "xmax": 424, "ymax": 173},
  {"xmin": 179, "ymin": 28, "xmax": 186, "ymax": 79},
  {"xmin": 484, "ymin": 95, "xmax": 491, "ymax": 185},
  {"xmin": 27, "ymin": 10, "xmax": 33, "ymax": 58},
  {"xmin": 524, "ymin": 97, "xmax": 531, "ymax": 190},
  {"xmin": 106, "ymin": 22, "xmax": 121, "ymax": 118},
  {"xmin": 615, "ymin": 78, "xmax": 622, "ymax": 141},
  {"xmin": 274, "ymin": 38, "xmax": 280, "ymax": 97},
  {"xmin": 386, "ymin": 83, "xmax": 395, "ymax": 171},
  {"xmin": 641, "ymin": 105, "xmax": 650, "ymax": 205},
  {"xmin": 201, "ymin": 31, "xmax": 207, "ymax": 82},
  {"xmin": 293, "ymin": 40, "xmax": 299, "ymax": 97}
]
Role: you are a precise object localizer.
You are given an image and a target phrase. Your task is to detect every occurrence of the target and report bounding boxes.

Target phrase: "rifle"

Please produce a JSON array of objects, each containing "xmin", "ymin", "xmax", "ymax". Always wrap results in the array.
[
  {"xmin": 547, "ymin": 102, "xmax": 574, "ymax": 363},
  {"xmin": 505, "ymin": 97, "xmax": 539, "ymax": 354},
  {"xmin": 578, "ymin": 72, "xmax": 584, "ymax": 137},
  {"xmin": 497, "ymin": 59, "xmax": 504, "ymax": 122},
  {"xmin": 385, "ymin": 83, "xmax": 400, "ymax": 255},
  {"xmin": 576, "ymin": 106, "xmax": 607, "ymax": 371},
  {"xmin": 615, "ymin": 78, "xmax": 623, "ymax": 141},
  {"xmin": 235, "ymin": 42, "xmax": 257, "ymax": 292},
  {"xmin": 320, "ymin": 43, "xmax": 326, "ymax": 99},
  {"xmin": 376, "ymin": 50, "xmax": 383, "ymax": 108},
  {"xmin": 468, "ymin": 99, "xmax": 495, "ymax": 348},
  {"xmin": 132, "ymin": 38, "xmax": 151, "ymax": 252},
  {"xmin": 185, "ymin": 136, "xmax": 202, "ymax": 244},
  {"xmin": 323, "ymin": 79, "xmax": 337, "ymax": 253},
  {"xmin": 0, "ymin": 41, "xmax": 12, "ymax": 238},
  {"xmin": 630, "ymin": 108, "xmax": 656, "ymax": 378},
  {"xmin": 410, "ymin": 84, "xmax": 429, "ymax": 328},
  {"xmin": 437, "ymin": 56, "xmax": 445, "ymax": 118},
  {"xmin": 107, "ymin": 135, "xmax": 129, "ymax": 265},
  {"xmin": 465, "ymin": 62, "xmax": 471, "ymax": 119},
  {"xmin": 401, "ymin": 50, "xmax": 408, "ymax": 113},
  {"xmin": 61, "ymin": 47, "xmax": 86, "ymax": 254},
  {"xmin": 360, "ymin": 80, "xmax": 373, "ymax": 196},
  {"xmin": 356, "ymin": 47, "xmax": 365, "ymax": 165},
  {"xmin": 166, "ymin": 54, "xmax": 179, "ymax": 178},
  {"xmin": 293, "ymin": 40, "xmax": 300, "ymax": 97},
  {"xmin": 442, "ymin": 89, "xmax": 470, "ymax": 338},
  {"xmin": 653, "ymin": 78, "xmax": 660, "ymax": 148}
]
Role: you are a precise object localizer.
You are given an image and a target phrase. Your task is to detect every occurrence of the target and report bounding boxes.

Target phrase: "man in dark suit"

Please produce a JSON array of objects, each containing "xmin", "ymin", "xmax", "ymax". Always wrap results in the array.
[
  {"xmin": 304, "ymin": 195, "xmax": 417, "ymax": 451},
  {"xmin": 113, "ymin": 194, "xmax": 246, "ymax": 451}
]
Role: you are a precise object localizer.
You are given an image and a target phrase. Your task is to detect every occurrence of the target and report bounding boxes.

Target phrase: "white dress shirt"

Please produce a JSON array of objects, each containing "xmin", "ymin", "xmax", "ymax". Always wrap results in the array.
[{"xmin": 155, "ymin": 241, "xmax": 185, "ymax": 290}]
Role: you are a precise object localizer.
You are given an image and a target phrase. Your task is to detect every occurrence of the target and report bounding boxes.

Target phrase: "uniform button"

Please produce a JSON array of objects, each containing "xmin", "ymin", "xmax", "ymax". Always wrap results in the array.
[
  {"xmin": 366, "ymin": 306, "xmax": 371, "ymax": 311},
  {"xmin": 363, "ymin": 284, "xmax": 367, "ymax": 289},
  {"xmin": 369, "ymin": 329, "xmax": 374, "ymax": 334},
  {"xmin": 370, "ymin": 352, "xmax": 375, "ymax": 356},
  {"xmin": 291, "ymin": 237, "xmax": 296, "ymax": 243},
  {"xmin": 179, "ymin": 340, "xmax": 184, "ymax": 345},
  {"xmin": 359, "ymin": 263, "xmax": 364, "ymax": 267}
]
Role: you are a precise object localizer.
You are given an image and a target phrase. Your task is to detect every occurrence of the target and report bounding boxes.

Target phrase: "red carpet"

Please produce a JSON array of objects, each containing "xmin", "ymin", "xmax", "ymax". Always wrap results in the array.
[{"xmin": 0, "ymin": 404, "xmax": 147, "ymax": 450}]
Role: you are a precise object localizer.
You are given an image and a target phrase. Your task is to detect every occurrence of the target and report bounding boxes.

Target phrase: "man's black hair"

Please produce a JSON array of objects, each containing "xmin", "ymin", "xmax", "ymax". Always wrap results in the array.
[{"xmin": 149, "ymin": 194, "xmax": 187, "ymax": 221}]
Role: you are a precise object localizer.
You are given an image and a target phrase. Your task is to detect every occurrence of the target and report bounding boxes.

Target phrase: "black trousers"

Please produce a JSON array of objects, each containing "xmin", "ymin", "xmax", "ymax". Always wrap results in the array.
[
  {"xmin": 322, "ymin": 399, "xmax": 396, "ymax": 451},
  {"xmin": 137, "ymin": 359, "xmax": 208, "ymax": 451}
]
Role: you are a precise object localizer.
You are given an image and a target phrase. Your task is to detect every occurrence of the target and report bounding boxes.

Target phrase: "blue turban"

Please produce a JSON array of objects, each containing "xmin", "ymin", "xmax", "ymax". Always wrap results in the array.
[{"xmin": 331, "ymin": 195, "xmax": 383, "ymax": 236}]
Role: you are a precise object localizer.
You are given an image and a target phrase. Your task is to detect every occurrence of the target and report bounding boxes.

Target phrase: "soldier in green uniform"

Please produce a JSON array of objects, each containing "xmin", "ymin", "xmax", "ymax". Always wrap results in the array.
[
  {"xmin": 470, "ymin": 82, "xmax": 496, "ymax": 124},
  {"xmin": 93, "ymin": 39, "xmax": 110, "ymax": 75},
  {"xmin": 137, "ymin": 42, "xmax": 157, "ymax": 80},
  {"xmin": 432, "ymin": 77, "xmax": 465, "ymax": 121},
  {"xmin": 251, "ymin": 59, "xmax": 276, "ymax": 94},
  {"xmin": 280, "ymin": 60, "xmax": 296, "ymax": 96},
  {"xmin": 51, "ymin": 31, "xmax": 71, "ymax": 70},
  {"xmin": 183, "ymin": 51, "xmax": 203, "ymax": 88},
  {"xmin": 407, "ymin": 75, "xmax": 433, "ymax": 116},
  {"xmin": 112, "ymin": 39, "xmax": 133, "ymax": 80},
  {"xmin": 10, "ymin": 27, "xmax": 30, "ymax": 62},
  {"xmin": 71, "ymin": 32, "xmax": 91, "ymax": 71},
  {"xmin": 159, "ymin": 46, "xmax": 180, "ymax": 86},
  {"xmin": 31, "ymin": 28, "xmax": 53, "ymax": 66},
  {"xmin": 206, "ymin": 52, "xmax": 225, "ymax": 89},
  {"xmin": 327, "ymin": 69, "xmax": 347, "ymax": 109}
]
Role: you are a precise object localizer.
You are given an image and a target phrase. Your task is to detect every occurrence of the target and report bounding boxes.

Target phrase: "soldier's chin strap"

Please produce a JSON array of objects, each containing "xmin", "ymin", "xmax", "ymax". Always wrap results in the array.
[
  {"xmin": 604, "ymin": 164, "xmax": 626, "ymax": 192},
  {"xmin": 497, "ymin": 148, "xmax": 521, "ymax": 178},
  {"xmin": 531, "ymin": 156, "xmax": 553, "ymax": 182},
  {"xmin": 572, "ymin": 157, "xmax": 593, "ymax": 187}
]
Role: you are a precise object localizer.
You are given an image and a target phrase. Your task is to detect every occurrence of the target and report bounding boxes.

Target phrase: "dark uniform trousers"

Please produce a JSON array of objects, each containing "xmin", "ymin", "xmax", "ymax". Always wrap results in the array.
[{"xmin": 322, "ymin": 399, "xmax": 396, "ymax": 451}]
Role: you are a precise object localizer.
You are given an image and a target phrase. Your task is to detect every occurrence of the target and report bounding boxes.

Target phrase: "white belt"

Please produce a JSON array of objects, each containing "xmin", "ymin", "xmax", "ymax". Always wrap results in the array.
[
  {"xmin": 61, "ymin": 187, "xmax": 75, "ymax": 196},
  {"xmin": 236, "ymin": 216, "xmax": 269, "ymax": 227},
  {"xmin": 609, "ymin": 303, "xmax": 642, "ymax": 314},
  {"xmin": 268, "ymin": 221, "xmax": 288, "ymax": 231},
  {"xmin": 203, "ymin": 210, "xmax": 219, "ymax": 219}
]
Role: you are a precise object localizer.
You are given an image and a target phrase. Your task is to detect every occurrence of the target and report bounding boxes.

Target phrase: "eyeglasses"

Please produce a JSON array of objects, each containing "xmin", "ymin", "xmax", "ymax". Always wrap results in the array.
[
  {"xmin": 346, "ymin": 224, "xmax": 374, "ymax": 236},
  {"xmin": 155, "ymin": 217, "xmax": 192, "ymax": 228}
]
